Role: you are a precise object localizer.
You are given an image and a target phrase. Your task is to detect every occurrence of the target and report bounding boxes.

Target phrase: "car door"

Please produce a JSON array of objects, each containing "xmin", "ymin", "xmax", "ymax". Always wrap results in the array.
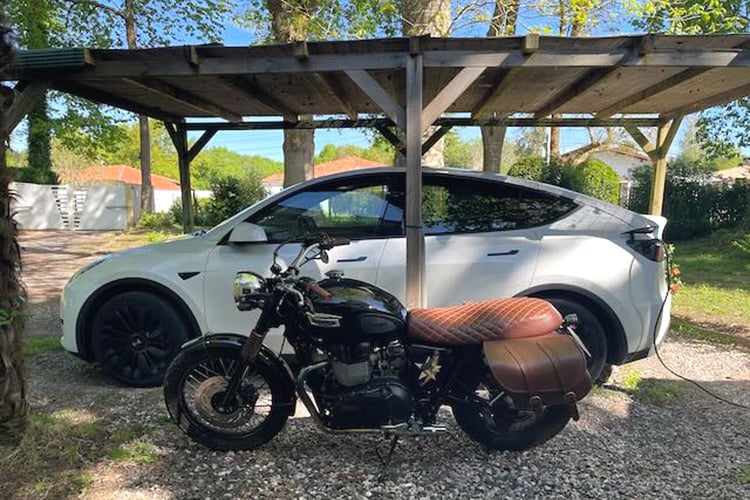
[
  {"xmin": 378, "ymin": 174, "xmax": 573, "ymax": 307},
  {"xmin": 203, "ymin": 174, "xmax": 404, "ymax": 350}
]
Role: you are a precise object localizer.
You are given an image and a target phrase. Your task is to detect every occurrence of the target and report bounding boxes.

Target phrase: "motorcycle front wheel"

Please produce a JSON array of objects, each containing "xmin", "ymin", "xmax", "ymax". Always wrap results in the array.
[
  {"xmin": 164, "ymin": 345, "xmax": 295, "ymax": 451},
  {"xmin": 452, "ymin": 369, "xmax": 571, "ymax": 451}
]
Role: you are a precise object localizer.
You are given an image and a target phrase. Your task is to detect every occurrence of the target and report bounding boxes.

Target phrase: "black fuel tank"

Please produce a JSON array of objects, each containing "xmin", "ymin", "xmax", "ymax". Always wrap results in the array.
[{"xmin": 304, "ymin": 277, "xmax": 407, "ymax": 343}]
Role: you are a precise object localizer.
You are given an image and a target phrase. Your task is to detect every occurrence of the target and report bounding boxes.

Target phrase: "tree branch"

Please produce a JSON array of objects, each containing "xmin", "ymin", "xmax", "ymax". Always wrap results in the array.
[{"xmin": 60, "ymin": 0, "xmax": 125, "ymax": 20}]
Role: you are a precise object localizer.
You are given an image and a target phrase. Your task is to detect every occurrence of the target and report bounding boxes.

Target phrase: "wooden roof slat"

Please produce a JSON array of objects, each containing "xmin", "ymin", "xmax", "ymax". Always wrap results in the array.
[
  {"xmin": 216, "ymin": 75, "xmax": 297, "ymax": 118},
  {"xmin": 121, "ymin": 77, "xmax": 242, "ymax": 122}
]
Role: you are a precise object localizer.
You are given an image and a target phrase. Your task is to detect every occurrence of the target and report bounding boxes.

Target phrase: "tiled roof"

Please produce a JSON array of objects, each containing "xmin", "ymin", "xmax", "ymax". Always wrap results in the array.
[
  {"xmin": 262, "ymin": 156, "xmax": 386, "ymax": 185},
  {"xmin": 63, "ymin": 164, "xmax": 181, "ymax": 190}
]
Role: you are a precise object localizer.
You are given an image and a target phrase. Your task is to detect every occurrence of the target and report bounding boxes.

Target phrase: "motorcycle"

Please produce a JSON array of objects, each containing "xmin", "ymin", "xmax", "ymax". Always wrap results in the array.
[{"xmin": 163, "ymin": 234, "xmax": 592, "ymax": 453}]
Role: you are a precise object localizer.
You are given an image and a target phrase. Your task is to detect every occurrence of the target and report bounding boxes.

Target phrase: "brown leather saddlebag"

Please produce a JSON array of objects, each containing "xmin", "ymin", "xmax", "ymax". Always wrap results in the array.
[{"xmin": 483, "ymin": 334, "xmax": 592, "ymax": 410}]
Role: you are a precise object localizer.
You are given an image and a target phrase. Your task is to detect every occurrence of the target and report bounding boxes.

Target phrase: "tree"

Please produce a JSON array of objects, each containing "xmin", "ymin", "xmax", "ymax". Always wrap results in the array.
[
  {"xmin": 481, "ymin": 0, "xmax": 518, "ymax": 173},
  {"xmin": 632, "ymin": 1, "xmax": 750, "ymax": 155},
  {"xmin": 0, "ymin": 7, "xmax": 28, "ymax": 449},
  {"xmin": 401, "ymin": 0, "xmax": 452, "ymax": 168}
]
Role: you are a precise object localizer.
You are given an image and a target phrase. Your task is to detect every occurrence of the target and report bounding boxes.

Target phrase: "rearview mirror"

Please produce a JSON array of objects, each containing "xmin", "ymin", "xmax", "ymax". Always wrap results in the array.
[{"xmin": 229, "ymin": 222, "xmax": 267, "ymax": 244}]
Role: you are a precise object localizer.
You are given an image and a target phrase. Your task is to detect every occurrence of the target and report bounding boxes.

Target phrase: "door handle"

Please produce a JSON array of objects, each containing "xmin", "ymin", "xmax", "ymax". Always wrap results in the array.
[
  {"xmin": 487, "ymin": 249, "xmax": 519, "ymax": 257},
  {"xmin": 337, "ymin": 256, "xmax": 367, "ymax": 263}
]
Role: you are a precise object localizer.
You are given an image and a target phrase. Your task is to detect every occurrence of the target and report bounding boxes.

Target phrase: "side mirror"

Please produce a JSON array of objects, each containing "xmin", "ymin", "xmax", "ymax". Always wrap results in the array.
[{"xmin": 229, "ymin": 222, "xmax": 267, "ymax": 244}]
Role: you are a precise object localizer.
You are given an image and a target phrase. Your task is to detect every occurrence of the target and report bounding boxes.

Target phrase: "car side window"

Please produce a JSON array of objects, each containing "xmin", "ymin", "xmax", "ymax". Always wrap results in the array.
[
  {"xmin": 248, "ymin": 179, "xmax": 404, "ymax": 242},
  {"xmin": 422, "ymin": 176, "xmax": 578, "ymax": 235}
]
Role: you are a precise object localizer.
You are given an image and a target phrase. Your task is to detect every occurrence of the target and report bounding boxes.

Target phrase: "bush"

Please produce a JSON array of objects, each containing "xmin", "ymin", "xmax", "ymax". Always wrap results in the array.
[
  {"xmin": 509, "ymin": 155, "xmax": 620, "ymax": 204},
  {"xmin": 8, "ymin": 166, "xmax": 59, "ymax": 184},
  {"xmin": 508, "ymin": 156, "xmax": 546, "ymax": 181},
  {"xmin": 629, "ymin": 164, "xmax": 750, "ymax": 241},
  {"xmin": 137, "ymin": 212, "xmax": 175, "ymax": 230},
  {"xmin": 204, "ymin": 173, "xmax": 266, "ymax": 226},
  {"xmin": 563, "ymin": 158, "xmax": 620, "ymax": 205},
  {"xmin": 169, "ymin": 197, "xmax": 212, "ymax": 228}
]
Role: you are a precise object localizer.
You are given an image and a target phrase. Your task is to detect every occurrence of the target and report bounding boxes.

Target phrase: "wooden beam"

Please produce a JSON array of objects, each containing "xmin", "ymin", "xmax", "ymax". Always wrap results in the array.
[
  {"xmin": 123, "ymin": 77, "xmax": 243, "ymax": 122},
  {"xmin": 1, "ymin": 80, "xmax": 49, "ymax": 134},
  {"xmin": 533, "ymin": 68, "xmax": 618, "ymax": 118},
  {"xmin": 181, "ymin": 116, "xmax": 664, "ymax": 131},
  {"xmin": 53, "ymin": 81, "xmax": 183, "ymax": 122},
  {"xmin": 422, "ymin": 66, "xmax": 485, "ymax": 131},
  {"xmin": 405, "ymin": 53, "xmax": 425, "ymax": 309},
  {"xmin": 624, "ymin": 126, "xmax": 657, "ymax": 161},
  {"xmin": 187, "ymin": 129, "xmax": 217, "ymax": 163},
  {"xmin": 523, "ymin": 33, "xmax": 540, "ymax": 54},
  {"xmin": 375, "ymin": 124, "xmax": 405, "ymax": 155},
  {"xmin": 345, "ymin": 69, "xmax": 405, "ymax": 129},
  {"xmin": 596, "ymin": 68, "xmax": 708, "ymax": 118},
  {"xmin": 659, "ymin": 116, "xmax": 683, "ymax": 157},
  {"xmin": 217, "ymin": 76, "xmax": 297, "ymax": 120},
  {"xmin": 662, "ymin": 82, "xmax": 750, "ymax": 119},
  {"xmin": 309, "ymin": 72, "xmax": 358, "ymax": 120},
  {"xmin": 294, "ymin": 41, "xmax": 309, "ymax": 60},
  {"xmin": 422, "ymin": 125, "xmax": 452, "ymax": 155},
  {"xmin": 472, "ymin": 69, "xmax": 522, "ymax": 118}
]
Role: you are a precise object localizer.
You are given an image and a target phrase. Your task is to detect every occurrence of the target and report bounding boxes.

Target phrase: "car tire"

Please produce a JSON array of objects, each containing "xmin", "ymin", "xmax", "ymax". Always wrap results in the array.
[
  {"xmin": 545, "ymin": 297, "xmax": 607, "ymax": 383},
  {"xmin": 91, "ymin": 291, "xmax": 190, "ymax": 387}
]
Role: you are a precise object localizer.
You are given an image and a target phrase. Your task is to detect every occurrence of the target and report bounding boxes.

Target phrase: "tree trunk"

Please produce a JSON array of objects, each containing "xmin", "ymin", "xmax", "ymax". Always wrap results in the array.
[
  {"xmin": 283, "ymin": 119, "xmax": 314, "ymax": 187},
  {"xmin": 27, "ymin": 98, "xmax": 52, "ymax": 172},
  {"xmin": 0, "ymin": 19, "xmax": 27, "ymax": 448},
  {"xmin": 481, "ymin": 0, "xmax": 518, "ymax": 172},
  {"xmin": 124, "ymin": 0, "xmax": 152, "ymax": 216},
  {"xmin": 266, "ymin": 0, "xmax": 316, "ymax": 185},
  {"xmin": 400, "ymin": 0, "xmax": 451, "ymax": 168}
]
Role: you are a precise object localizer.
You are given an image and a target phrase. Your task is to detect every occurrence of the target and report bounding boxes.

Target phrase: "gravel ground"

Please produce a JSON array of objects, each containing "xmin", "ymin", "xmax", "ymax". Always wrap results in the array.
[{"xmin": 13, "ymin": 230, "xmax": 750, "ymax": 499}]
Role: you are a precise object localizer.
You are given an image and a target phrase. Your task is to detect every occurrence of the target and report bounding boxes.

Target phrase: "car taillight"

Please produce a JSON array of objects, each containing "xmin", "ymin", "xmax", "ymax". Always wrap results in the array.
[{"xmin": 627, "ymin": 238, "xmax": 666, "ymax": 262}]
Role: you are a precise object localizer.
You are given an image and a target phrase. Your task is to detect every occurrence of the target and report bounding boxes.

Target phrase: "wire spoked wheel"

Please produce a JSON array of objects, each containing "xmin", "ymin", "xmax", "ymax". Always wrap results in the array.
[
  {"xmin": 164, "ymin": 345, "xmax": 295, "ymax": 451},
  {"xmin": 452, "ymin": 371, "xmax": 571, "ymax": 451}
]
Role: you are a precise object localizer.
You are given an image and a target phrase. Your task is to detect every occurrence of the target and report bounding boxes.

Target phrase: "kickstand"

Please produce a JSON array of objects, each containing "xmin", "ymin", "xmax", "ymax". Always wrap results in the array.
[{"xmin": 375, "ymin": 435, "xmax": 399, "ymax": 482}]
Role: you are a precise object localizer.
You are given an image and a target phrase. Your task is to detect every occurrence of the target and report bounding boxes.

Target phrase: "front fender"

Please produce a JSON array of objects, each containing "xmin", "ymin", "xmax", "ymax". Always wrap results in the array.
[{"xmin": 181, "ymin": 334, "xmax": 297, "ymax": 396}]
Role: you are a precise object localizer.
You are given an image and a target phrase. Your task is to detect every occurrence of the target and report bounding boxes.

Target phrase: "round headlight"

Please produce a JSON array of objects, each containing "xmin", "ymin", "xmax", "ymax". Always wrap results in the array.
[{"xmin": 233, "ymin": 272, "xmax": 266, "ymax": 305}]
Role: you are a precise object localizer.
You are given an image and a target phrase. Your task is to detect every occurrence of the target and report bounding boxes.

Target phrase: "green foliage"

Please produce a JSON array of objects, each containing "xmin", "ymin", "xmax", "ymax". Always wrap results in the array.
[
  {"xmin": 564, "ymin": 157, "xmax": 621, "ymax": 205},
  {"xmin": 733, "ymin": 234, "xmax": 750, "ymax": 255},
  {"xmin": 508, "ymin": 155, "xmax": 546, "ymax": 181},
  {"xmin": 8, "ymin": 166, "xmax": 59, "ymax": 184},
  {"xmin": 169, "ymin": 197, "xmax": 212, "ymax": 228},
  {"xmin": 630, "ymin": 162, "xmax": 750, "ymax": 240},
  {"xmin": 632, "ymin": 0, "xmax": 750, "ymax": 34},
  {"xmin": 136, "ymin": 212, "xmax": 176, "ymax": 231},
  {"xmin": 509, "ymin": 155, "xmax": 620, "ymax": 204},
  {"xmin": 314, "ymin": 142, "xmax": 393, "ymax": 165},
  {"xmin": 203, "ymin": 174, "xmax": 267, "ymax": 225},
  {"xmin": 444, "ymin": 131, "xmax": 480, "ymax": 169},
  {"xmin": 237, "ymin": 0, "xmax": 400, "ymax": 43}
]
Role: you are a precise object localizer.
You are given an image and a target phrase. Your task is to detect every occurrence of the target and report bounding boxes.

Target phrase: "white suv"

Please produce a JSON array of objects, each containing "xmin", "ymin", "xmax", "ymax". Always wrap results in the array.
[{"xmin": 61, "ymin": 168, "xmax": 671, "ymax": 386}]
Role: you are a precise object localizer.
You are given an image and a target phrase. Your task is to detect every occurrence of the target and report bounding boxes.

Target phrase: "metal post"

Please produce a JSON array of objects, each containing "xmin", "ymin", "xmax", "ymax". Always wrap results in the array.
[{"xmin": 405, "ymin": 52, "xmax": 425, "ymax": 309}]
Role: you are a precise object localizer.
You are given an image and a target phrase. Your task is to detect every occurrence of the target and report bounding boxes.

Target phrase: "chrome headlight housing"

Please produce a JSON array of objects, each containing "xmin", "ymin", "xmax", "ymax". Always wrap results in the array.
[{"xmin": 233, "ymin": 272, "xmax": 266, "ymax": 311}]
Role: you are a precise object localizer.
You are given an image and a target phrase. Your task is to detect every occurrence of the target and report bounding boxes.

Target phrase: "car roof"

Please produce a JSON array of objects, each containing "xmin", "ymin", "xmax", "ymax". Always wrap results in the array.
[{"xmin": 206, "ymin": 166, "xmax": 654, "ymax": 241}]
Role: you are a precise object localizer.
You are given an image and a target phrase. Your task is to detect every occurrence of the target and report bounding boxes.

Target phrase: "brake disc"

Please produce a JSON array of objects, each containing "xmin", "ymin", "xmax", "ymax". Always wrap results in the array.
[{"xmin": 193, "ymin": 376, "xmax": 256, "ymax": 428}]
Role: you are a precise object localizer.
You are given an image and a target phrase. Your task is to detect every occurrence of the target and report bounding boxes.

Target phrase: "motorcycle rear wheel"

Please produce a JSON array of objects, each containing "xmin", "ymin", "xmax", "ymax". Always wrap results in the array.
[
  {"xmin": 452, "ymin": 370, "xmax": 571, "ymax": 451},
  {"xmin": 164, "ymin": 345, "xmax": 295, "ymax": 451}
]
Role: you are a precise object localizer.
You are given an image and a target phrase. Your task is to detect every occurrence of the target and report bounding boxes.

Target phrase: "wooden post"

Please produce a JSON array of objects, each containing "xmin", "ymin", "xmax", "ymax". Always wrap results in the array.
[
  {"xmin": 164, "ymin": 122, "xmax": 194, "ymax": 233},
  {"xmin": 625, "ymin": 116, "xmax": 682, "ymax": 216},
  {"xmin": 405, "ymin": 51, "xmax": 424, "ymax": 309}
]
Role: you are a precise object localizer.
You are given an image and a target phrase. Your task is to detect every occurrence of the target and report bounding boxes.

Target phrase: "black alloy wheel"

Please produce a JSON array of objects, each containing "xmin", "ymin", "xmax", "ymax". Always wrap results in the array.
[
  {"xmin": 545, "ymin": 297, "xmax": 608, "ymax": 383},
  {"xmin": 91, "ymin": 291, "xmax": 190, "ymax": 387}
]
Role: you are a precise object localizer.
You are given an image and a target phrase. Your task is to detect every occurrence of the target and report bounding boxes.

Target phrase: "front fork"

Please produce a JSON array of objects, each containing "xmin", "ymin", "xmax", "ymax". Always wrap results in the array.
[{"xmin": 220, "ymin": 308, "xmax": 273, "ymax": 408}]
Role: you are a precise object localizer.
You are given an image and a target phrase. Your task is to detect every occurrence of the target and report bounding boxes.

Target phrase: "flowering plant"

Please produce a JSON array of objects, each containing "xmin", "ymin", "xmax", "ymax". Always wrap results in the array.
[{"xmin": 665, "ymin": 243, "xmax": 683, "ymax": 294}]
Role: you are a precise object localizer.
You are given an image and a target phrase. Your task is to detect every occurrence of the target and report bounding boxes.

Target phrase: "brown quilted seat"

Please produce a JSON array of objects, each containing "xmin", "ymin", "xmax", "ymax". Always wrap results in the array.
[{"xmin": 407, "ymin": 298, "xmax": 562, "ymax": 346}]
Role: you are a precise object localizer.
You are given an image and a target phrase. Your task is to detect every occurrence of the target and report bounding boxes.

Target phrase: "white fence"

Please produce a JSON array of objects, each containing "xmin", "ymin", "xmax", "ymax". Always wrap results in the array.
[{"xmin": 11, "ymin": 182, "xmax": 212, "ymax": 230}]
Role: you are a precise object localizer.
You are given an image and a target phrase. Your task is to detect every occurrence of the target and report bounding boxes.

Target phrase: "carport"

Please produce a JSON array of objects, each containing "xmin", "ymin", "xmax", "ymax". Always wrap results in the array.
[{"xmin": 4, "ymin": 33, "xmax": 750, "ymax": 307}]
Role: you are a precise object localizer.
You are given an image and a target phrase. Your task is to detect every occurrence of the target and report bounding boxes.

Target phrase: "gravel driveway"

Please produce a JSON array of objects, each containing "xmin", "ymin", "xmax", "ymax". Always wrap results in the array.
[{"xmin": 11, "ymin": 230, "xmax": 750, "ymax": 499}]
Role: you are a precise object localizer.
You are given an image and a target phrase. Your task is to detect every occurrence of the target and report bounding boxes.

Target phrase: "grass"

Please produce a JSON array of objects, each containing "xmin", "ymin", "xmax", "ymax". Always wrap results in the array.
[
  {"xmin": 23, "ymin": 336, "xmax": 62, "ymax": 356},
  {"xmin": 670, "ymin": 317, "xmax": 750, "ymax": 349},
  {"xmin": 671, "ymin": 230, "xmax": 750, "ymax": 335},
  {"xmin": 617, "ymin": 368, "xmax": 687, "ymax": 406},
  {"xmin": 740, "ymin": 466, "xmax": 750, "ymax": 485},
  {"xmin": 0, "ymin": 410, "xmax": 159, "ymax": 498}
]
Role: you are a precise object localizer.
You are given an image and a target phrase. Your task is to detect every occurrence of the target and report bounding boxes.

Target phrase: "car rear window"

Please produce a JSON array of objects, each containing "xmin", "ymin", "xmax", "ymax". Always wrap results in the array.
[{"xmin": 423, "ymin": 176, "xmax": 578, "ymax": 235}]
